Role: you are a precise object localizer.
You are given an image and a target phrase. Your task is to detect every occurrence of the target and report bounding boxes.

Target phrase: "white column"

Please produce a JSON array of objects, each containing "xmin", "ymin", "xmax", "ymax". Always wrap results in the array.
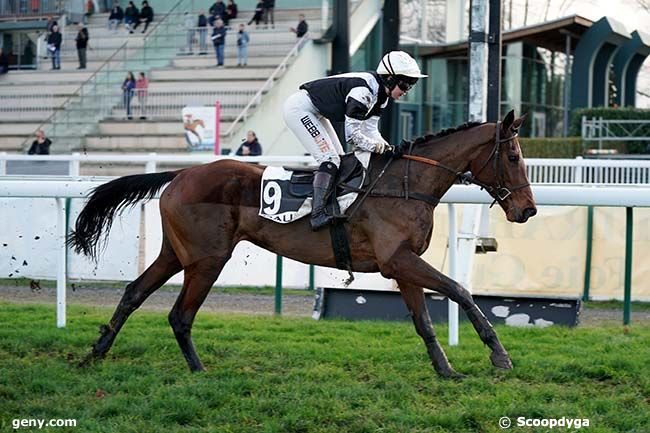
[
  {"xmin": 468, "ymin": 0, "xmax": 489, "ymax": 122},
  {"xmin": 447, "ymin": 204, "xmax": 459, "ymax": 346},
  {"xmin": 56, "ymin": 197, "xmax": 67, "ymax": 328}
]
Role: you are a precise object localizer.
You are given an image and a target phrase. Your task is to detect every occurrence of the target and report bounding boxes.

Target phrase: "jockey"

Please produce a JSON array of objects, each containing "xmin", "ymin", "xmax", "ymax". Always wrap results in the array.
[{"xmin": 283, "ymin": 50, "xmax": 427, "ymax": 230}]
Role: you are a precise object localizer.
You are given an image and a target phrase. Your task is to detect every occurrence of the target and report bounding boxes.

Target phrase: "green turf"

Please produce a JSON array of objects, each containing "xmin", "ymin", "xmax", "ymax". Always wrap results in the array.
[
  {"xmin": 0, "ymin": 278, "xmax": 312, "ymax": 296},
  {"xmin": 0, "ymin": 302, "xmax": 648, "ymax": 433}
]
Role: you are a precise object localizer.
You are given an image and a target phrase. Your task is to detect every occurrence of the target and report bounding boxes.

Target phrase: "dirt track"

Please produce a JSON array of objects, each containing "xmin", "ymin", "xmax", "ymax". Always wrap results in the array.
[{"xmin": 1, "ymin": 283, "xmax": 648, "ymax": 326}]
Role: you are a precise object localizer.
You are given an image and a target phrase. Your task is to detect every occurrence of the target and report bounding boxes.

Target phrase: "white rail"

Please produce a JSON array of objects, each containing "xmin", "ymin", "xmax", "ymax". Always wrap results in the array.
[
  {"xmin": 2, "ymin": 179, "xmax": 649, "ymax": 328},
  {"xmin": 2, "ymin": 154, "xmax": 649, "ymax": 185}
]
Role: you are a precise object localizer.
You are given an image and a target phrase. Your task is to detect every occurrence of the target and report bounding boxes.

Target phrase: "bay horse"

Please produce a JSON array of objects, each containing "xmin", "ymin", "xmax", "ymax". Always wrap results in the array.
[{"xmin": 70, "ymin": 110, "xmax": 536, "ymax": 378}]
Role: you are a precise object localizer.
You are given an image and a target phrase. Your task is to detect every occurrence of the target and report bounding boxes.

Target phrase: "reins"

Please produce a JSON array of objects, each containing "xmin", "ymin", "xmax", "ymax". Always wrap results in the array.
[{"xmin": 343, "ymin": 121, "xmax": 531, "ymax": 219}]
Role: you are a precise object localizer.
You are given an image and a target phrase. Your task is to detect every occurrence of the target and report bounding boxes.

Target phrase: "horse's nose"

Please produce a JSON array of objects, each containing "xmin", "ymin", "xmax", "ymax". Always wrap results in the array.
[{"xmin": 521, "ymin": 207, "xmax": 537, "ymax": 222}]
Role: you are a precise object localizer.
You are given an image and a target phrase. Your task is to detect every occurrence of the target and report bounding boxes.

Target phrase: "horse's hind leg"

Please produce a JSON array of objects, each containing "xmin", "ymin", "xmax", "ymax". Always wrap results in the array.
[
  {"xmin": 168, "ymin": 254, "xmax": 231, "ymax": 372},
  {"xmin": 382, "ymin": 247, "xmax": 512, "ymax": 371},
  {"xmin": 397, "ymin": 281, "xmax": 464, "ymax": 379},
  {"xmin": 80, "ymin": 239, "xmax": 182, "ymax": 366}
]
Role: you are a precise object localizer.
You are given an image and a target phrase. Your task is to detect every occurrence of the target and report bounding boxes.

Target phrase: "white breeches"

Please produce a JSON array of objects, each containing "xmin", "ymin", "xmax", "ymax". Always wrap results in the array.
[{"xmin": 283, "ymin": 90, "xmax": 344, "ymax": 167}]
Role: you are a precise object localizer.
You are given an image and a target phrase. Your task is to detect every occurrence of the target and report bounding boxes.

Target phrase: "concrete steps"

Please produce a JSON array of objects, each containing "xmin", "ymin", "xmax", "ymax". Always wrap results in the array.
[
  {"xmin": 150, "ymin": 66, "xmax": 278, "ymax": 81},
  {"xmin": 98, "ymin": 120, "xmax": 234, "ymax": 136}
]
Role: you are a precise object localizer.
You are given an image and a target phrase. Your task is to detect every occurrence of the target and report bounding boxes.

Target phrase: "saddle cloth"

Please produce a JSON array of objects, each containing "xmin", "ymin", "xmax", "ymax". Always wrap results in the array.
[{"xmin": 258, "ymin": 154, "xmax": 366, "ymax": 224}]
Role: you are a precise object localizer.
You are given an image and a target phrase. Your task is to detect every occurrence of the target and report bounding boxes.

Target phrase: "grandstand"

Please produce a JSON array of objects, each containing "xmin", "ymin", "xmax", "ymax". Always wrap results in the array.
[{"xmin": 0, "ymin": 3, "xmax": 326, "ymax": 157}]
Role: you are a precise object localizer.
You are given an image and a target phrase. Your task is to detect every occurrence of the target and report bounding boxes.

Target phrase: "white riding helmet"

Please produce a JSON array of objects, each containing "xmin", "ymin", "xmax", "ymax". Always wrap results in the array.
[{"xmin": 376, "ymin": 51, "xmax": 427, "ymax": 78}]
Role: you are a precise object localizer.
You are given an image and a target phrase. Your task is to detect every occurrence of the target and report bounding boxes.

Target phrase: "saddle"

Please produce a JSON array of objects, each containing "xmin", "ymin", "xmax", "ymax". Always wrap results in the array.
[{"xmin": 284, "ymin": 153, "xmax": 367, "ymax": 198}]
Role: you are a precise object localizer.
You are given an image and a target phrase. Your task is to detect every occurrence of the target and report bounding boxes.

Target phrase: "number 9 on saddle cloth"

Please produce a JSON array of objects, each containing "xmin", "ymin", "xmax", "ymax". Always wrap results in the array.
[{"xmin": 259, "ymin": 152, "xmax": 370, "ymax": 224}]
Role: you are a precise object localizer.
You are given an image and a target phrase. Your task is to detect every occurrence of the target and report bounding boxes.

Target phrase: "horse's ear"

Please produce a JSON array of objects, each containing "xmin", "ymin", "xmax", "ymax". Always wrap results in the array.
[
  {"xmin": 502, "ymin": 110, "xmax": 515, "ymax": 131},
  {"xmin": 512, "ymin": 113, "xmax": 527, "ymax": 131}
]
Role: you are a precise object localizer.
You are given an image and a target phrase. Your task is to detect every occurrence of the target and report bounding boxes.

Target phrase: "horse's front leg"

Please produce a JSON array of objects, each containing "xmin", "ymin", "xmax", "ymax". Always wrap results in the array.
[
  {"xmin": 380, "ymin": 244, "xmax": 512, "ymax": 371},
  {"xmin": 397, "ymin": 280, "xmax": 465, "ymax": 379}
]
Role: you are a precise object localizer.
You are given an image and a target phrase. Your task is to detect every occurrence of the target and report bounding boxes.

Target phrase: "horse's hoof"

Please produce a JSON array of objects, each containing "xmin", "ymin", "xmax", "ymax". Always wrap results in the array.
[
  {"xmin": 490, "ymin": 350, "xmax": 513, "ymax": 370},
  {"xmin": 435, "ymin": 366, "xmax": 466, "ymax": 380}
]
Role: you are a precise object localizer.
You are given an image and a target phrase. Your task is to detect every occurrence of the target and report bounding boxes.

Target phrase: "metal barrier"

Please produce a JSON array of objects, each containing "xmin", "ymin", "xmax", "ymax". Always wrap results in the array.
[
  {"xmin": 2, "ymin": 178, "xmax": 649, "ymax": 330},
  {"xmin": 525, "ymin": 157, "xmax": 650, "ymax": 184},
  {"xmin": 2, "ymin": 154, "xmax": 649, "ymax": 185},
  {"xmin": 0, "ymin": 0, "xmax": 62, "ymax": 17}
]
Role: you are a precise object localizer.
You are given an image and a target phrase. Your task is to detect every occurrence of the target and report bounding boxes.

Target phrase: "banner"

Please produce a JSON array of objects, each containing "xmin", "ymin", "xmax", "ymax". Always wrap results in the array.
[
  {"xmin": 421, "ymin": 205, "xmax": 650, "ymax": 301},
  {"xmin": 182, "ymin": 105, "xmax": 220, "ymax": 153}
]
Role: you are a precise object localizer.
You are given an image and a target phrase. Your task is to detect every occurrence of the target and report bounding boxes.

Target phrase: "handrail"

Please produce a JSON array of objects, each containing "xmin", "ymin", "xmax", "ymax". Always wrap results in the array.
[
  {"xmin": 224, "ymin": 35, "xmax": 308, "ymax": 138},
  {"xmin": 18, "ymin": 0, "xmax": 189, "ymax": 150},
  {"xmin": 18, "ymin": 40, "xmax": 130, "ymax": 150}
]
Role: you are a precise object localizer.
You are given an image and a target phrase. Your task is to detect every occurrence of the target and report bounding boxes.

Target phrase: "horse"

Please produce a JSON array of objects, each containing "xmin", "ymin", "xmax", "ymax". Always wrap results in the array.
[
  {"xmin": 70, "ymin": 110, "xmax": 536, "ymax": 378},
  {"xmin": 183, "ymin": 118, "xmax": 206, "ymax": 147}
]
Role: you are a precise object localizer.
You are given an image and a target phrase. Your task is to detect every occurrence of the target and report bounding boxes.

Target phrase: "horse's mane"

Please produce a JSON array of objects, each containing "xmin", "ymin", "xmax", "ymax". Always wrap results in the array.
[{"xmin": 413, "ymin": 121, "xmax": 484, "ymax": 146}]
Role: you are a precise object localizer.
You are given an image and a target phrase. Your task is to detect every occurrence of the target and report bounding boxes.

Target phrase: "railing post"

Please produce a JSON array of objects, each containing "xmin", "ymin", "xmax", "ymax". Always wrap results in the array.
[
  {"xmin": 56, "ymin": 197, "xmax": 67, "ymax": 328},
  {"xmin": 275, "ymin": 255, "xmax": 283, "ymax": 315},
  {"xmin": 447, "ymin": 203, "xmax": 459, "ymax": 346},
  {"xmin": 0, "ymin": 152, "xmax": 7, "ymax": 175},
  {"xmin": 624, "ymin": 207, "xmax": 633, "ymax": 326},
  {"xmin": 573, "ymin": 156, "xmax": 583, "ymax": 183},
  {"xmin": 146, "ymin": 153, "xmax": 157, "ymax": 173},
  {"xmin": 309, "ymin": 264, "xmax": 315, "ymax": 291},
  {"xmin": 70, "ymin": 152, "xmax": 81, "ymax": 176},
  {"xmin": 598, "ymin": 116, "xmax": 603, "ymax": 151},
  {"xmin": 582, "ymin": 205, "xmax": 594, "ymax": 301}
]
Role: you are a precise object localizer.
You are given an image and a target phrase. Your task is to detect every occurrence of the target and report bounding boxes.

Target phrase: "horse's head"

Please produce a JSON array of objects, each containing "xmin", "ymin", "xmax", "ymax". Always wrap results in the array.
[{"xmin": 469, "ymin": 110, "xmax": 537, "ymax": 223}]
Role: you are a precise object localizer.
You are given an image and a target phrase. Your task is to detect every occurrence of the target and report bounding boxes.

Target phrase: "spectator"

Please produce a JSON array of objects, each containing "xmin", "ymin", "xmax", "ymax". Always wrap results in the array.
[
  {"xmin": 236, "ymin": 23, "xmax": 249, "ymax": 67},
  {"xmin": 263, "ymin": 0, "xmax": 274, "ymax": 29},
  {"xmin": 135, "ymin": 71, "xmax": 148, "ymax": 119},
  {"xmin": 46, "ymin": 16, "xmax": 57, "ymax": 34},
  {"xmin": 235, "ymin": 131, "xmax": 262, "ymax": 156},
  {"xmin": 225, "ymin": 0, "xmax": 237, "ymax": 26},
  {"xmin": 124, "ymin": 1, "xmax": 139, "ymax": 33},
  {"xmin": 184, "ymin": 11, "xmax": 195, "ymax": 53},
  {"xmin": 134, "ymin": 0, "xmax": 154, "ymax": 33},
  {"xmin": 108, "ymin": 3, "xmax": 124, "ymax": 31},
  {"xmin": 122, "ymin": 71, "xmax": 136, "ymax": 120},
  {"xmin": 248, "ymin": 0, "xmax": 263, "ymax": 28},
  {"xmin": 197, "ymin": 10, "xmax": 208, "ymax": 54},
  {"xmin": 47, "ymin": 24, "xmax": 62, "ymax": 70},
  {"xmin": 75, "ymin": 23, "xmax": 89, "ymax": 69},
  {"xmin": 83, "ymin": 0, "xmax": 94, "ymax": 25},
  {"xmin": 290, "ymin": 14, "xmax": 308, "ymax": 38},
  {"xmin": 209, "ymin": 0, "xmax": 226, "ymax": 21},
  {"xmin": 211, "ymin": 19, "xmax": 226, "ymax": 67},
  {"xmin": 28, "ymin": 130, "xmax": 52, "ymax": 155},
  {"xmin": 0, "ymin": 48, "xmax": 9, "ymax": 74}
]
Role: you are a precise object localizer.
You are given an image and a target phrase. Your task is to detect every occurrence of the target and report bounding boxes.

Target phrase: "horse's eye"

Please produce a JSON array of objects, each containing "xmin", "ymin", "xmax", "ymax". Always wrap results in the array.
[{"xmin": 508, "ymin": 155, "xmax": 519, "ymax": 162}]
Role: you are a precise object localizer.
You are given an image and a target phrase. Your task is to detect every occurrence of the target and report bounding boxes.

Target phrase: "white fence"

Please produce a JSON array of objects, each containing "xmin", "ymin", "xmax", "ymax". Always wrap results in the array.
[
  {"xmin": 1, "ymin": 154, "xmax": 650, "ymax": 185},
  {"xmin": 2, "ymin": 177, "xmax": 650, "ymax": 331}
]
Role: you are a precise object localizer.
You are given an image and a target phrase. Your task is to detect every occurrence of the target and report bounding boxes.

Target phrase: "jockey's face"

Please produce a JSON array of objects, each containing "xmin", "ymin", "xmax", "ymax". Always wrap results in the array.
[{"xmin": 389, "ymin": 86, "xmax": 406, "ymax": 100}]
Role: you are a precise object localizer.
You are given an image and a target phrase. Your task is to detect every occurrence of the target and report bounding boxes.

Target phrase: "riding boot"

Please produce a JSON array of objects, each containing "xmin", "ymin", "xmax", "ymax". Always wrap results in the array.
[{"xmin": 310, "ymin": 161, "xmax": 338, "ymax": 231}]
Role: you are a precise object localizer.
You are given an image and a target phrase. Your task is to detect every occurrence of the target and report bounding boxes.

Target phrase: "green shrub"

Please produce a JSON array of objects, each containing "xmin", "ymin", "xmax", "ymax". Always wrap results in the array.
[{"xmin": 519, "ymin": 137, "xmax": 583, "ymax": 158}]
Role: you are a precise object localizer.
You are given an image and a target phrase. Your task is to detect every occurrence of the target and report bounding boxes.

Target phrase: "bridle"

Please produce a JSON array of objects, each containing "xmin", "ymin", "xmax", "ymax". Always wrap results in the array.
[
  {"xmin": 401, "ymin": 121, "xmax": 530, "ymax": 208},
  {"xmin": 341, "ymin": 121, "xmax": 531, "ymax": 221}
]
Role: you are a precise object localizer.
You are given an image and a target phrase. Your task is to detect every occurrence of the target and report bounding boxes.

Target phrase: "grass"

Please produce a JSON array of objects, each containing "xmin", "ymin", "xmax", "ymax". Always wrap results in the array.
[
  {"xmin": 0, "ymin": 278, "xmax": 313, "ymax": 296},
  {"xmin": 0, "ymin": 302, "xmax": 649, "ymax": 433}
]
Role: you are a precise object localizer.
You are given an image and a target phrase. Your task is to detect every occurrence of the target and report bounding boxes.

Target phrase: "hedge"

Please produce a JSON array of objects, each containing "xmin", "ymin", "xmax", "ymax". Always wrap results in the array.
[{"xmin": 519, "ymin": 137, "xmax": 583, "ymax": 158}]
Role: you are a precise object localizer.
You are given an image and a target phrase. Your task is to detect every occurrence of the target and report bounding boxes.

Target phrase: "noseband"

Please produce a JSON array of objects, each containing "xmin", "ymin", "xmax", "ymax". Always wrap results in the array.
[{"xmin": 401, "ymin": 121, "xmax": 530, "ymax": 208}]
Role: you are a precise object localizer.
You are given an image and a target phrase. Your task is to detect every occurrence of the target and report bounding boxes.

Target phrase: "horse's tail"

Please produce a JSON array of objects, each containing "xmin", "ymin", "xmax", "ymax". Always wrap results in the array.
[{"xmin": 68, "ymin": 171, "xmax": 179, "ymax": 261}]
